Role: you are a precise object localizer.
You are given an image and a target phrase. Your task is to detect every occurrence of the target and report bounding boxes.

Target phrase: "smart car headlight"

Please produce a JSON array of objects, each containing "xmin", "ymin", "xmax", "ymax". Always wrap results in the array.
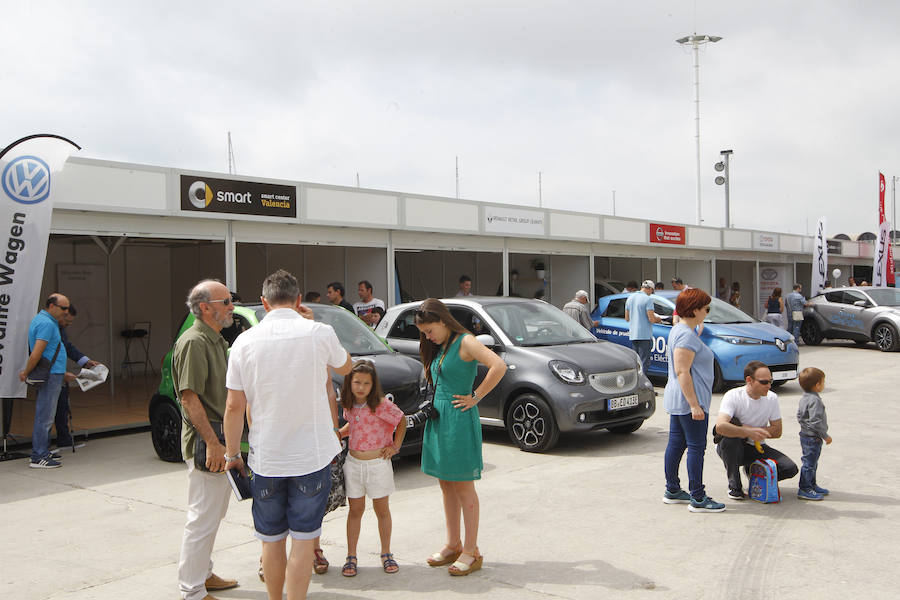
[
  {"xmin": 549, "ymin": 360, "xmax": 586, "ymax": 384},
  {"xmin": 715, "ymin": 335, "xmax": 762, "ymax": 345}
]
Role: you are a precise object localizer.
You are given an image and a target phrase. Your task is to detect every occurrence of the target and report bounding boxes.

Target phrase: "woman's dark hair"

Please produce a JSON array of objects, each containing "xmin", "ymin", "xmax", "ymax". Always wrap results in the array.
[
  {"xmin": 340, "ymin": 360, "xmax": 384, "ymax": 412},
  {"xmin": 414, "ymin": 298, "xmax": 469, "ymax": 384},
  {"xmin": 769, "ymin": 287, "xmax": 782, "ymax": 299},
  {"xmin": 675, "ymin": 288, "xmax": 711, "ymax": 318}
]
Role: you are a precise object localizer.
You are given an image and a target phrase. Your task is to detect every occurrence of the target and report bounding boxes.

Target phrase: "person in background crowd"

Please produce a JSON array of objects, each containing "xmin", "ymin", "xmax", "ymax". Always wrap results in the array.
[
  {"xmin": 624, "ymin": 281, "xmax": 639, "ymax": 293},
  {"xmin": 563, "ymin": 290, "xmax": 598, "ymax": 330},
  {"xmin": 717, "ymin": 277, "xmax": 728, "ymax": 301},
  {"xmin": 174, "ymin": 280, "xmax": 239, "ymax": 600},
  {"xmin": 303, "ymin": 291, "xmax": 321, "ymax": 303},
  {"xmin": 354, "ymin": 280, "xmax": 386, "ymax": 328},
  {"xmin": 456, "ymin": 275, "xmax": 473, "ymax": 297},
  {"xmin": 671, "ymin": 277, "xmax": 687, "ymax": 291},
  {"xmin": 728, "ymin": 282, "xmax": 742, "ymax": 308},
  {"xmin": 848, "ymin": 277, "xmax": 857, "ymax": 286},
  {"xmin": 786, "ymin": 284, "xmax": 810, "ymax": 342},
  {"xmin": 764, "ymin": 287, "xmax": 786, "ymax": 329},
  {"xmin": 625, "ymin": 280, "xmax": 662, "ymax": 374},
  {"xmin": 661, "ymin": 288, "xmax": 724, "ymax": 513},
  {"xmin": 326, "ymin": 282, "xmax": 355, "ymax": 312},
  {"xmin": 20, "ymin": 294, "xmax": 70, "ymax": 468},
  {"xmin": 53, "ymin": 304, "xmax": 101, "ymax": 452},
  {"xmin": 860, "ymin": 280, "xmax": 871, "ymax": 286},
  {"xmin": 655, "ymin": 281, "xmax": 665, "ymax": 291}
]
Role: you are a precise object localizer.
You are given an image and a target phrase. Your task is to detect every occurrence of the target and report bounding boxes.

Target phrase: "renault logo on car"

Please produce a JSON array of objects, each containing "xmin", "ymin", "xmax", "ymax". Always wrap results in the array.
[{"xmin": 2, "ymin": 155, "xmax": 51, "ymax": 204}]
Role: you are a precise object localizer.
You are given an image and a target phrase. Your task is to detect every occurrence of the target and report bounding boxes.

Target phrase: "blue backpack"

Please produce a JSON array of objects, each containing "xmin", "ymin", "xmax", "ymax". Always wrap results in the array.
[{"xmin": 748, "ymin": 459, "xmax": 781, "ymax": 503}]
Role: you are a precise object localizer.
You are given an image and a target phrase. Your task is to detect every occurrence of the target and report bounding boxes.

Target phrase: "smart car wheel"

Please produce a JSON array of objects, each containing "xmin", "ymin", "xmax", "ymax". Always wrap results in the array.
[
  {"xmin": 801, "ymin": 319, "xmax": 822, "ymax": 346},
  {"xmin": 150, "ymin": 396, "xmax": 183, "ymax": 462},
  {"xmin": 873, "ymin": 323, "xmax": 900, "ymax": 352},
  {"xmin": 506, "ymin": 394, "xmax": 559, "ymax": 453}
]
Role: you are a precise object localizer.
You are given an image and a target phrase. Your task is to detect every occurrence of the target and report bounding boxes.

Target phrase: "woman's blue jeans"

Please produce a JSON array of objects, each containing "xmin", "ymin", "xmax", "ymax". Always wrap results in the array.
[{"xmin": 664, "ymin": 412, "xmax": 709, "ymax": 501}]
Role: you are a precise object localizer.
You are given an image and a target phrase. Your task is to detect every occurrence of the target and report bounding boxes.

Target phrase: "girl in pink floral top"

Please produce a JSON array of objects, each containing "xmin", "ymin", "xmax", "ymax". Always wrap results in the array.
[{"xmin": 337, "ymin": 360, "xmax": 406, "ymax": 576}]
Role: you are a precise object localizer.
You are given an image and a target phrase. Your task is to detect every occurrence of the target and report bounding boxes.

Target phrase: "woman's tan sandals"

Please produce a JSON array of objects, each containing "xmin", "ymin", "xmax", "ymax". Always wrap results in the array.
[
  {"xmin": 448, "ymin": 551, "xmax": 483, "ymax": 576},
  {"xmin": 427, "ymin": 544, "xmax": 463, "ymax": 567}
]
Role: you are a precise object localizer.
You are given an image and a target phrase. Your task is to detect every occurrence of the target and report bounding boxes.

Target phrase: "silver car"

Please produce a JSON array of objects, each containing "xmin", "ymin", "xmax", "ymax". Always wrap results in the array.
[{"xmin": 802, "ymin": 286, "xmax": 900, "ymax": 351}]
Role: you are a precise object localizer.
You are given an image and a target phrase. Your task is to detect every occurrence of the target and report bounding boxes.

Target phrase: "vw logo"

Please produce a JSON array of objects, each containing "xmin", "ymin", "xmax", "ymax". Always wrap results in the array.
[
  {"xmin": 775, "ymin": 339, "xmax": 785, "ymax": 351},
  {"xmin": 616, "ymin": 374, "xmax": 625, "ymax": 388},
  {"xmin": 2, "ymin": 155, "xmax": 51, "ymax": 204}
]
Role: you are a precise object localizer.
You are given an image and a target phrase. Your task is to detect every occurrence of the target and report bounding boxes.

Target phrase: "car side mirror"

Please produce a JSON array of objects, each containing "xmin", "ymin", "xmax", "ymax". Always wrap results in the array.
[
  {"xmin": 476, "ymin": 334, "xmax": 499, "ymax": 348},
  {"xmin": 853, "ymin": 300, "xmax": 871, "ymax": 308}
]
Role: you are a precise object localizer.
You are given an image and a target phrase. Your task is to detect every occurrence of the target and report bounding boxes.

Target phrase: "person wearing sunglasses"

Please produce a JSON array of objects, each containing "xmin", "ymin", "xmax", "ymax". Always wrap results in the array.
[
  {"xmin": 20, "ymin": 294, "xmax": 71, "ymax": 468},
  {"xmin": 714, "ymin": 360, "xmax": 799, "ymax": 500}
]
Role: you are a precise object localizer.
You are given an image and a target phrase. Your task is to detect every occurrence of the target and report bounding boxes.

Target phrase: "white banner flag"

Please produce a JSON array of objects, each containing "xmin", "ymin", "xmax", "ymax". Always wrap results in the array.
[
  {"xmin": 811, "ymin": 217, "xmax": 828, "ymax": 296},
  {"xmin": 0, "ymin": 134, "xmax": 79, "ymax": 398},
  {"xmin": 873, "ymin": 220, "xmax": 892, "ymax": 286}
]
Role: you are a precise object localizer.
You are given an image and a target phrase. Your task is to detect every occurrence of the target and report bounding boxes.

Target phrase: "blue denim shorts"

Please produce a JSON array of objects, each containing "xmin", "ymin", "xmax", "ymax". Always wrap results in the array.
[{"xmin": 250, "ymin": 465, "xmax": 331, "ymax": 541}]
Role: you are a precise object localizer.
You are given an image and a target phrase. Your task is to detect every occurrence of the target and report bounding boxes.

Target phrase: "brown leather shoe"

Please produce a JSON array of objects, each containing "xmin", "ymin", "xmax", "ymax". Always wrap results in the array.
[
  {"xmin": 200, "ymin": 596, "xmax": 221, "ymax": 600},
  {"xmin": 205, "ymin": 573, "xmax": 238, "ymax": 591}
]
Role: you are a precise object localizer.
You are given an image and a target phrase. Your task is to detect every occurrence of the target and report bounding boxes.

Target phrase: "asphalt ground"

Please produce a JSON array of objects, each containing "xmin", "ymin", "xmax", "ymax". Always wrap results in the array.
[{"xmin": 2, "ymin": 341, "xmax": 898, "ymax": 599}]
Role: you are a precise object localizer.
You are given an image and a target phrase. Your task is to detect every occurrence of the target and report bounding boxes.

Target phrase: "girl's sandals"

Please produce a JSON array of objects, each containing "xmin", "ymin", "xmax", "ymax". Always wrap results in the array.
[
  {"xmin": 448, "ymin": 551, "xmax": 483, "ymax": 576},
  {"xmin": 341, "ymin": 555, "xmax": 358, "ymax": 577},
  {"xmin": 381, "ymin": 552, "xmax": 399, "ymax": 573},
  {"xmin": 427, "ymin": 544, "xmax": 463, "ymax": 567},
  {"xmin": 313, "ymin": 548, "xmax": 329, "ymax": 575}
]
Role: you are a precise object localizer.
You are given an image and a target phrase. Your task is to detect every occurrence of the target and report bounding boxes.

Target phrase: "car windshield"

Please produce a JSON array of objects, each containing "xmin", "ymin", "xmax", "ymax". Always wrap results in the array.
[
  {"xmin": 483, "ymin": 301, "xmax": 597, "ymax": 346},
  {"xmin": 251, "ymin": 305, "xmax": 390, "ymax": 355},
  {"xmin": 865, "ymin": 289, "xmax": 900, "ymax": 307},
  {"xmin": 704, "ymin": 297, "xmax": 755, "ymax": 324}
]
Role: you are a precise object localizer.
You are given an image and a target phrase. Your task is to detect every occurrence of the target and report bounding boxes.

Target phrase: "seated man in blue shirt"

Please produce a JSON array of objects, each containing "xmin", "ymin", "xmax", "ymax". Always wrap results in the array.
[
  {"xmin": 625, "ymin": 280, "xmax": 662, "ymax": 374},
  {"xmin": 20, "ymin": 294, "xmax": 70, "ymax": 468}
]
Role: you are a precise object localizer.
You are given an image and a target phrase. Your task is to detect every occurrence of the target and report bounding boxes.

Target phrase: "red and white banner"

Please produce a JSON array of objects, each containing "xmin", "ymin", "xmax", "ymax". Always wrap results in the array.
[
  {"xmin": 878, "ymin": 172, "xmax": 895, "ymax": 285},
  {"xmin": 649, "ymin": 223, "xmax": 685, "ymax": 245}
]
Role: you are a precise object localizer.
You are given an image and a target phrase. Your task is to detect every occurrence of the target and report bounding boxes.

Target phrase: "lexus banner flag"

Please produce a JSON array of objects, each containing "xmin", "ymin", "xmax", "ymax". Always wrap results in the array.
[
  {"xmin": 0, "ymin": 134, "xmax": 80, "ymax": 398},
  {"xmin": 874, "ymin": 220, "xmax": 892, "ymax": 286},
  {"xmin": 878, "ymin": 172, "xmax": 896, "ymax": 285},
  {"xmin": 811, "ymin": 217, "xmax": 828, "ymax": 296}
]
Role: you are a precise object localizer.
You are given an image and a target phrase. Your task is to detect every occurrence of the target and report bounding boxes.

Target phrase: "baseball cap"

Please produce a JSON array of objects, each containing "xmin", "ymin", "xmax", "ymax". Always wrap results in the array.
[{"xmin": 641, "ymin": 280, "xmax": 655, "ymax": 289}]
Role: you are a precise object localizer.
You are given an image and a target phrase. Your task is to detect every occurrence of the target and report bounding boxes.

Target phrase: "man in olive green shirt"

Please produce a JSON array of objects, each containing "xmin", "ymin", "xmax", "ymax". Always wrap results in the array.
[{"xmin": 174, "ymin": 280, "xmax": 238, "ymax": 600}]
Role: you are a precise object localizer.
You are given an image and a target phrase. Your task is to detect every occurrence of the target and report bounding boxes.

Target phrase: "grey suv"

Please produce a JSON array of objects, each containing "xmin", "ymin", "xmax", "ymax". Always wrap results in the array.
[{"xmin": 802, "ymin": 286, "xmax": 900, "ymax": 351}]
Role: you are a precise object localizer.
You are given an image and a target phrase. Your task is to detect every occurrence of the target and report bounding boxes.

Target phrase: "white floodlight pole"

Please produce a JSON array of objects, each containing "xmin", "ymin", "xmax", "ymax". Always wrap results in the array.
[{"xmin": 677, "ymin": 33, "xmax": 722, "ymax": 226}]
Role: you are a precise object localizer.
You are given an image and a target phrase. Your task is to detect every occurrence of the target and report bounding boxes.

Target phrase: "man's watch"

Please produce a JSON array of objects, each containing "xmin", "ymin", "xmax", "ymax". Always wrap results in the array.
[{"xmin": 224, "ymin": 453, "xmax": 240, "ymax": 462}]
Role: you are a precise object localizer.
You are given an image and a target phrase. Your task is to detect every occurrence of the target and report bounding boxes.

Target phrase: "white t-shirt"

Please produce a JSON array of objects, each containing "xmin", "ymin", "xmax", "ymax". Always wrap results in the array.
[
  {"xmin": 226, "ymin": 308, "xmax": 348, "ymax": 477},
  {"xmin": 718, "ymin": 385, "xmax": 782, "ymax": 446},
  {"xmin": 353, "ymin": 298, "xmax": 386, "ymax": 327}
]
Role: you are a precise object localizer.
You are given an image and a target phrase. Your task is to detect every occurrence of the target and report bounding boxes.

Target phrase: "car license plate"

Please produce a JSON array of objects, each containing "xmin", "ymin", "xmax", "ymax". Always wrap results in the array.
[
  {"xmin": 772, "ymin": 370, "xmax": 797, "ymax": 381},
  {"xmin": 608, "ymin": 394, "xmax": 639, "ymax": 411}
]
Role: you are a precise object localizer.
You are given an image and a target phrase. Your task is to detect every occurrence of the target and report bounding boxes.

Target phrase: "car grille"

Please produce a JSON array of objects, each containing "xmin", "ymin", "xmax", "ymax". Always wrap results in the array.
[{"xmin": 588, "ymin": 369, "xmax": 638, "ymax": 394}]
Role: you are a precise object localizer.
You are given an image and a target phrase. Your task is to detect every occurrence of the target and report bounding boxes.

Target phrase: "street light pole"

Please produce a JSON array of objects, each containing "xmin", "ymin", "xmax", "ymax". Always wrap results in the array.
[
  {"xmin": 676, "ymin": 33, "xmax": 722, "ymax": 226},
  {"xmin": 715, "ymin": 149, "xmax": 733, "ymax": 227}
]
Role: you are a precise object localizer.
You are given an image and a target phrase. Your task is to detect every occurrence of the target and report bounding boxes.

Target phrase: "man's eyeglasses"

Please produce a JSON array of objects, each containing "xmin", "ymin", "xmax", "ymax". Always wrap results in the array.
[
  {"xmin": 755, "ymin": 379, "xmax": 772, "ymax": 386},
  {"xmin": 206, "ymin": 298, "xmax": 232, "ymax": 306},
  {"xmin": 54, "ymin": 303, "xmax": 70, "ymax": 311}
]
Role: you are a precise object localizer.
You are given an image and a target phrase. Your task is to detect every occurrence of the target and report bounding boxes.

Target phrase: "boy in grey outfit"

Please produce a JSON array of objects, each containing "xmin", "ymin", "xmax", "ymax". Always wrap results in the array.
[{"xmin": 796, "ymin": 367, "xmax": 833, "ymax": 501}]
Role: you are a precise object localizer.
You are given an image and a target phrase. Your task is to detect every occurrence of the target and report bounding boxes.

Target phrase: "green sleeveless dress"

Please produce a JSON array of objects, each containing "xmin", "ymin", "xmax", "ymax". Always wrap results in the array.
[{"xmin": 421, "ymin": 333, "xmax": 482, "ymax": 481}]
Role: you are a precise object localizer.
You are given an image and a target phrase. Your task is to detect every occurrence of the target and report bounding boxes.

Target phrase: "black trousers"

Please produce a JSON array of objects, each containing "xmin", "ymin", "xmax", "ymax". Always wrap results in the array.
[
  {"xmin": 53, "ymin": 384, "xmax": 73, "ymax": 446},
  {"xmin": 716, "ymin": 437, "xmax": 798, "ymax": 492}
]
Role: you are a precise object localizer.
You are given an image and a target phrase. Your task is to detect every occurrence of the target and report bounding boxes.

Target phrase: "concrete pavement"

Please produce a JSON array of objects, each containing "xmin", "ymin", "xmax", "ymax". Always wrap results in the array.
[{"xmin": 2, "ymin": 341, "xmax": 898, "ymax": 599}]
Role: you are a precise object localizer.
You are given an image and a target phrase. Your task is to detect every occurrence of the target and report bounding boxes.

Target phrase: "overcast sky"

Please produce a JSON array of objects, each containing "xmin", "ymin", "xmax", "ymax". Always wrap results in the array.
[{"xmin": 4, "ymin": 1, "xmax": 899, "ymax": 236}]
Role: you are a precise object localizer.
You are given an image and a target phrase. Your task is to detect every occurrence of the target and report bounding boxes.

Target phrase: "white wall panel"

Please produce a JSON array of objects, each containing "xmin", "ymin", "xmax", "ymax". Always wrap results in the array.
[
  {"xmin": 550, "ymin": 212, "xmax": 600, "ymax": 240},
  {"xmin": 723, "ymin": 229, "xmax": 752, "ymax": 249},
  {"xmin": 405, "ymin": 197, "xmax": 479, "ymax": 231},
  {"xmin": 305, "ymin": 187, "xmax": 398, "ymax": 226},
  {"xmin": 57, "ymin": 161, "xmax": 167, "ymax": 211},
  {"xmin": 603, "ymin": 218, "xmax": 646, "ymax": 243},
  {"xmin": 780, "ymin": 235, "xmax": 803, "ymax": 253},
  {"xmin": 687, "ymin": 227, "xmax": 721, "ymax": 248}
]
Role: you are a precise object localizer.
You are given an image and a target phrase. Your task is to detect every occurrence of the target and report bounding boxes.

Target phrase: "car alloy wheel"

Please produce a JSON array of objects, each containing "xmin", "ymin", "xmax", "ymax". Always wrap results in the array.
[
  {"xmin": 506, "ymin": 394, "xmax": 559, "ymax": 453},
  {"xmin": 873, "ymin": 323, "xmax": 900, "ymax": 352},
  {"xmin": 150, "ymin": 396, "xmax": 184, "ymax": 462},
  {"xmin": 801, "ymin": 319, "xmax": 823, "ymax": 346}
]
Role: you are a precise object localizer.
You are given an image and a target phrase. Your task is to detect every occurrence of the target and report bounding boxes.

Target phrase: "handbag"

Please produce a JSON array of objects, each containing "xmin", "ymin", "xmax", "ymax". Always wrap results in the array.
[
  {"xmin": 325, "ymin": 441, "xmax": 348, "ymax": 514},
  {"xmin": 25, "ymin": 342, "xmax": 62, "ymax": 388},
  {"xmin": 193, "ymin": 421, "xmax": 226, "ymax": 472},
  {"xmin": 791, "ymin": 310, "xmax": 804, "ymax": 321}
]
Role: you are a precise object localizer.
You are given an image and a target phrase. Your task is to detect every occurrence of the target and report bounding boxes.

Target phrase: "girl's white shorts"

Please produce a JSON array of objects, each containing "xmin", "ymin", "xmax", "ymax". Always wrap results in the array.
[{"xmin": 344, "ymin": 454, "xmax": 395, "ymax": 499}]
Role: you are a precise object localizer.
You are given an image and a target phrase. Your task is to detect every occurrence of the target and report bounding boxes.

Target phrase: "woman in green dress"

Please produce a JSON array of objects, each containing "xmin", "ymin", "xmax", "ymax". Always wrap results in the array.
[{"xmin": 415, "ymin": 298, "xmax": 507, "ymax": 576}]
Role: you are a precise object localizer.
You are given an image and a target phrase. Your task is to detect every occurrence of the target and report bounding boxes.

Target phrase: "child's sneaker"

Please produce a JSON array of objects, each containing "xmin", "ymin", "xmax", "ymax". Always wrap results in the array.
[
  {"xmin": 727, "ymin": 488, "xmax": 746, "ymax": 500},
  {"xmin": 813, "ymin": 485, "xmax": 830, "ymax": 495},
  {"xmin": 663, "ymin": 489, "xmax": 692, "ymax": 504},
  {"xmin": 688, "ymin": 495, "xmax": 726, "ymax": 513},
  {"xmin": 797, "ymin": 488, "xmax": 824, "ymax": 501}
]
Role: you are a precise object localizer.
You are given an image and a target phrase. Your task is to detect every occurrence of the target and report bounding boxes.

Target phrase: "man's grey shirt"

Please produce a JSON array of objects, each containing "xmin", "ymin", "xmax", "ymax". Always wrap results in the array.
[{"xmin": 563, "ymin": 300, "xmax": 593, "ymax": 330}]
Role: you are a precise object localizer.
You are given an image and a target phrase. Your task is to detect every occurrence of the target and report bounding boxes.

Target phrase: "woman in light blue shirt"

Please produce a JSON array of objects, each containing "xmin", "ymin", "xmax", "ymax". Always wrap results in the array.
[{"xmin": 661, "ymin": 288, "xmax": 725, "ymax": 512}]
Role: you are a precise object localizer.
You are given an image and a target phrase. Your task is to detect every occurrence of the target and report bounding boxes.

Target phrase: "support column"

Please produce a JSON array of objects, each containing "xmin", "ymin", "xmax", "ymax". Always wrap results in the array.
[
  {"xmin": 502, "ymin": 239, "xmax": 510, "ymax": 296},
  {"xmin": 387, "ymin": 231, "xmax": 396, "ymax": 306},
  {"xmin": 710, "ymin": 257, "xmax": 717, "ymax": 298},
  {"xmin": 589, "ymin": 248, "xmax": 595, "ymax": 305},
  {"xmin": 754, "ymin": 260, "xmax": 760, "ymax": 318},
  {"xmin": 224, "ymin": 221, "xmax": 236, "ymax": 292}
]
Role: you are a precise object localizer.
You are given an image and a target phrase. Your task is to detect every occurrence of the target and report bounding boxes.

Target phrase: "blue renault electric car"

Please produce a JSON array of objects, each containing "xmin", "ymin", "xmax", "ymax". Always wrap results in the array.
[{"xmin": 591, "ymin": 291, "xmax": 799, "ymax": 391}]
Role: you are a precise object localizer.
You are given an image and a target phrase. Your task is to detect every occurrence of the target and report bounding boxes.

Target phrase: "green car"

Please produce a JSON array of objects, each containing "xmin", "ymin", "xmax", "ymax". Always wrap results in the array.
[{"xmin": 149, "ymin": 302, "xmax": 427, "ymax": 462}]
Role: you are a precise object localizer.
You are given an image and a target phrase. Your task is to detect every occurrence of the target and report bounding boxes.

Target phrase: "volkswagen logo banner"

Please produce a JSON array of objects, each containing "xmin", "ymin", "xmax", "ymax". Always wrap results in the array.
[{"xmin": 0, "ymin": 134, "xmax": 80, "ymax": 398}]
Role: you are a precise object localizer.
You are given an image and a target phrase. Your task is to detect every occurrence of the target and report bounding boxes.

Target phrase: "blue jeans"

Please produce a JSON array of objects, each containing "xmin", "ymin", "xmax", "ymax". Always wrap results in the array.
[
  {"xmin": 31, "ymin": 372, "xmax": 64, "ymax": 461},
  {"xmin": 788, "ymin": 317, "xmax": 802, "ymax": 340},
  {"xmin": 251, "ymin": 465, "xmax": 331, "ymax": 541},
  {"xmin": 799, "ymin": 434, "xmax": 823, "ymax": 491},
  {"xmin": 664, "ymin": 412, "xmax": 709, "ymax": 501},
  {"xmin": 632, "ymin": 339, "xmax": 652, "ymax": 374}
]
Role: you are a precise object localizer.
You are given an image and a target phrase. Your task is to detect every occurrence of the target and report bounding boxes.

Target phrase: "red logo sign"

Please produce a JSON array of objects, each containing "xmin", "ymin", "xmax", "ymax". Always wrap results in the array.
[{"xmin": 650, "ymin": 223, "xmax": 685, "ymax": 245}]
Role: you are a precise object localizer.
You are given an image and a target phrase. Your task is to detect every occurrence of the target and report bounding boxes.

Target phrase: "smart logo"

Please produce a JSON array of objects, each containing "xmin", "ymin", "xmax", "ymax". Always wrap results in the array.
[
  {"xmin": 2, "ymin": 155, "xmax": 51, "ymax": 204},
  {"xmin": 188, "ymin": 180, "xmax": 213, "ymax": 209}
]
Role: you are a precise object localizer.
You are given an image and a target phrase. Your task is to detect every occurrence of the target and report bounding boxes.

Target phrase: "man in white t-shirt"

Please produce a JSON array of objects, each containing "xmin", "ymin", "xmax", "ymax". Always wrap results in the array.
[
  {"xmin": 353, "ymin": 280, "xmax": 386, "ymax": 327},
  {"xmin": 714, "ymin": 360, "xmax": 798, "ymax": 500},
  {"xmin": 223, "ymin": 269, "xmax": 352, "ymax": 600}
]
